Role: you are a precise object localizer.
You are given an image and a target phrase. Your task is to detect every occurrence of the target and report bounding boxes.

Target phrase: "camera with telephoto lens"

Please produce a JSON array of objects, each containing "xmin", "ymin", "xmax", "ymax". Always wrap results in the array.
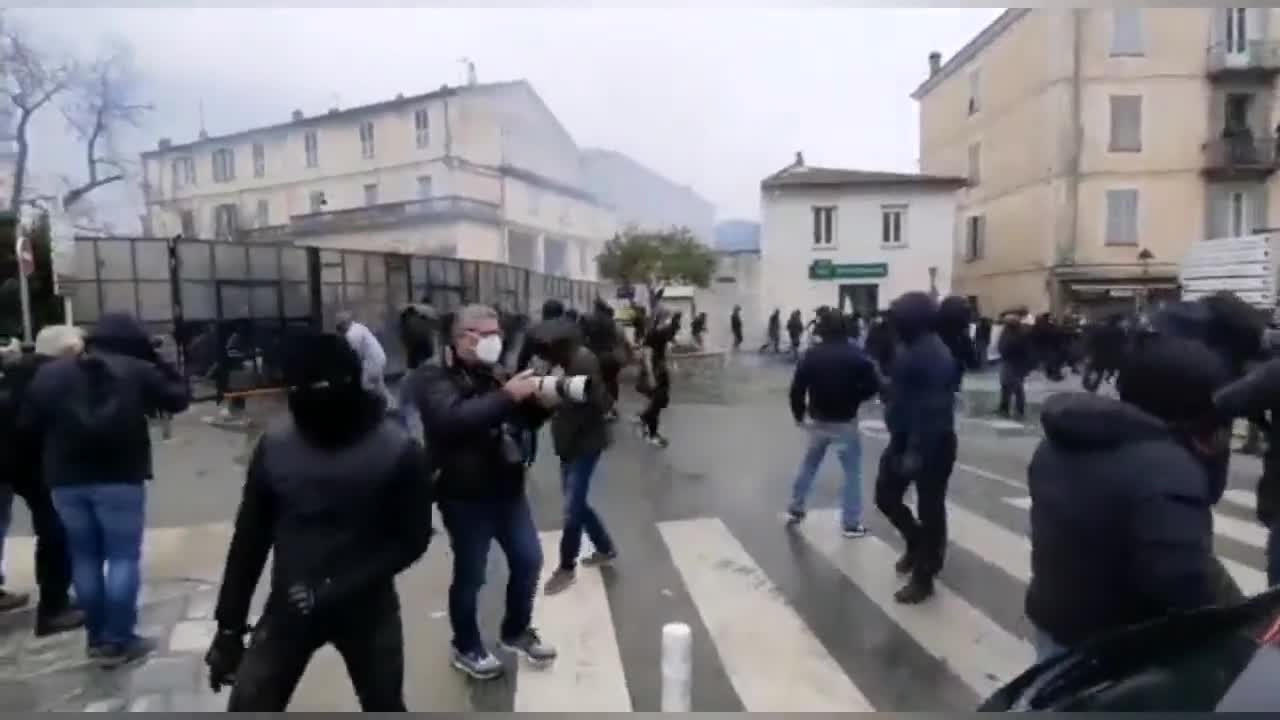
[{"xmin": 533, "ymin": 375, "xmax": 591, "ymax": 403}]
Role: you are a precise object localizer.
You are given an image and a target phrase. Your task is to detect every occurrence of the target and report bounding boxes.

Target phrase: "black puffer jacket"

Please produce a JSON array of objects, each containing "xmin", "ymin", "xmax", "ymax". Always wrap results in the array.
[{"xmin": 1026, "ymin": 392, "xmax": 1219, "ymax": 648}]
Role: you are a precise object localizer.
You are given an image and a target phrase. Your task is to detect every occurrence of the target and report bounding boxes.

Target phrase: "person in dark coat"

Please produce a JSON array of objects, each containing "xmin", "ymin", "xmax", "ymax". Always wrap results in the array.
[
  {"xmin": 786, "ymin": 310, "xmax": 804, "ymax": 359},
  {"xmin": 730, "ymin": 305, "xmax": 743, "ymax": 351},
  {"xmin": 936, "ymin": 295, "xmax": 977, "ymax": 375},
  {"xmin": 1026, "ymin": 335, "xmax": 1240, "ymax": 663},
  {"xmin": 1215, "ymin": 358, "xmax": 1280, "ymax": 586},
  {"xmin": 875, "ymin": 292, "xmax": 960, "ymax": 604},
  {"xmin": 997, "ymin": 314, "xmax": 1033, "ymax": 419},
  {"xmin": 760, "ymin": 309, "xmax": 781, "ymax": 354},
  {"xmin": 583, "ymin": 299, "xmax": 624, "ymax": 418},
  {"xmin": 973, "ymin": 317, "xmax": 993, "ymax": 370}
]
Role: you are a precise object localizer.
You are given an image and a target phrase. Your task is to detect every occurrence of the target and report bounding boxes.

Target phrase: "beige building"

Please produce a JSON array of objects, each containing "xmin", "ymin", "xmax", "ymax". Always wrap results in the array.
[
  {"xmin": 140, "ymin": 80, "xmax": 616, "ymax": 281},
  {"xmin": 914, "ymin": 8, "xmax": 1280, "ymax": 317}
]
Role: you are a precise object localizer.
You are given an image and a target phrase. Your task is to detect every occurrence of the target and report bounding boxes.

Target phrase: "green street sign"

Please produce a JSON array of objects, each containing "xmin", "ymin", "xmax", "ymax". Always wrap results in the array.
[{"xmin": 809, "ymin": 260, "xmax": 888, "ymax": 280}]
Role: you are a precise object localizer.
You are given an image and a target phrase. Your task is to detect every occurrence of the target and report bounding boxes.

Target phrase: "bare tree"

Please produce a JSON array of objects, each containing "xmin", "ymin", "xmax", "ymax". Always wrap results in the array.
[
  {"xmin": 0, "ymin": 13, "xmax": 73, "ymax": 212},
  {"xmin": 61, "ymin": 44, "xmax": 150, "ymax": 210}
]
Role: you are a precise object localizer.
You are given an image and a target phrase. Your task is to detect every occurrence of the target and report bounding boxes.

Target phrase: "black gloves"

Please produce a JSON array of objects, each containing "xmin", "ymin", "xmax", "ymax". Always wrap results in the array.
[
  {"xmin": 205, "ymin": 627, "xmax": 247, "ymax": 693},
  {"xmin": 285, "ymin": 582, "xmax": 317, "ymax": 616}
]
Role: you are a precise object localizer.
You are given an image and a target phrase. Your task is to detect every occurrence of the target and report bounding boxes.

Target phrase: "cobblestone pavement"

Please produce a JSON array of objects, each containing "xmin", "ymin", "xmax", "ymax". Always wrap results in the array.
[{"xmin": 0, "ymin": 579, "xmax": 224, "ymax": 712}]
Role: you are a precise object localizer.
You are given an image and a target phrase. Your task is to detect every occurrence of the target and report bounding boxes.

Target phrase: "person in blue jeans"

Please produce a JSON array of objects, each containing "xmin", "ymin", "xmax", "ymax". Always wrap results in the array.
[
  {"xmin": 410, "ymin": 304, "xmax": 558, "ymax": 681},
  {"xmin": 534, "ymin": 318, "xmax": 617, "ymax": 595},
  {"xmin": 20, "ymin": 313, "xmax": 189, "ymax": 666},
  {"xmin": 785, "ymin": 309, "xmax": 881, "ymax": 536}
]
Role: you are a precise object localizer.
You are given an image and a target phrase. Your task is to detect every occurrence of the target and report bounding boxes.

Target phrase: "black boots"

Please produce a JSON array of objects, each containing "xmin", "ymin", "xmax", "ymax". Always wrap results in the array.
[{"xmin": 894, "ymin": 575, "xmax": 935, "ymax": 605}]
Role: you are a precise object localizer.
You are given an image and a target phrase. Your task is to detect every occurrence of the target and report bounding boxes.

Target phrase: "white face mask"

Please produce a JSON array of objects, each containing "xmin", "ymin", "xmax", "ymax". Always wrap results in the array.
[{"xmin": 474, "ymin": 335, "xmax": 503, "ymax": 365}]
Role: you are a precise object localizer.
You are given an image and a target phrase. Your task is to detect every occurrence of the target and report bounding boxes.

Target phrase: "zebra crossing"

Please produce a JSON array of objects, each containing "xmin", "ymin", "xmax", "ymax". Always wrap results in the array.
[{"xmin": 505, "ymin": 477, "xmax": 1274, "ymax": 712}]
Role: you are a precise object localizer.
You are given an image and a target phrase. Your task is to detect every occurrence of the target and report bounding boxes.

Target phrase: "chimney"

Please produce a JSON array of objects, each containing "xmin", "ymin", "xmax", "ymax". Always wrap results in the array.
[
  {"xmin": 928, "ymin": 51, "xmax": 942, "ymax": 77},
  {"xmin": 328, "ymin": 107, "xmax": 339, "ymax": 115},
  {"xmin": 198, "ymin": 129, "xmax": 209, "ymax": 141},
  {"xmin": 794, "ymin": 151, "xmax": 805, "ymax": 167},
  {"xmin": 291, "ymin": 109, "xmax": 304, "ymax": 121},
  {"xmin": 157, "ymin": 138, "xmax": 171, "ymax": 150},
  {"xmin": 395, "ymin": 92, "xmax": 404, "ymax": 100}
]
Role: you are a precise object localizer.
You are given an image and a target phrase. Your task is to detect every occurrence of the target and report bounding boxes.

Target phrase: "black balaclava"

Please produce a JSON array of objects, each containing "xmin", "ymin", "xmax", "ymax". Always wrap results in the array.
[
  {"xmin": 889, "ymin": 291, "xmax": 939, "ymax": 344},
  {"xmin": 542, "ymin": 299, "xmax": 565, "ymax": 322},
  {"xmin": 282, "ymin": 332, "xmax": 382, "ymax": 449}
]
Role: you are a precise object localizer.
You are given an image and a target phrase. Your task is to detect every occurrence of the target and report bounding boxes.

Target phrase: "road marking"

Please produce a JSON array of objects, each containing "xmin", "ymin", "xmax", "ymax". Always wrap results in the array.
[
  {"xmin": 999, "ymin": 496, "xmax": 1267, "ymax": 595},
  {"xmin": 956, "ymin": 463, "xmax": 1026, "ymax": 491},
  {"xmin": 945, "ymin": 502, "xmax": 1031, "ymax": 582},
  {"xmin": 1213, "ymin": 512, "xmax": 1269, "ymax": 549},
  {"xmin": 798, "ymin": 510, "xmax": 1033, "ymax": 699},
  {"xmin": 515, "ymin": 532, "xmax": 631, "ymax": 712},
  {"xmin": 657, "ymin": 517, "xmax": 874, "ymax": 711},
  {"xmin": 1223, "ymin": 489, "xmax": 1256, "ymax": 512}
]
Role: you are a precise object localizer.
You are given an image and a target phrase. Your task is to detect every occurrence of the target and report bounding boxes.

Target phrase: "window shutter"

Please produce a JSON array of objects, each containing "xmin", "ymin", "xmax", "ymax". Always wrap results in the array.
[
  {"xmin": 1109, "ymin": 96, "xmax": 1142, "ymax": 152},
  {"xmin": 1111, "ymin": 9, "xmax": 1143, "ymax": 56},
  {"xmin": 1106, "ymin": 189, "xmax": 1139, "ymax": 245}
]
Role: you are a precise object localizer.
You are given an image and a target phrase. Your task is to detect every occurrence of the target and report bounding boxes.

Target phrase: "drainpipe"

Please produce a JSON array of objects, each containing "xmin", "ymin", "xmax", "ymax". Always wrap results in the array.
[{"xmin": 1056, "ymin": 8, "xmax": 1085, "ymax": 313}]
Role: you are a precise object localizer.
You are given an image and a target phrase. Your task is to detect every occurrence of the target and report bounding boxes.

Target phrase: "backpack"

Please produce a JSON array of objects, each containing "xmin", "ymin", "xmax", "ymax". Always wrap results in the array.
[{"xmin": 63, "ymin": 354, "xmax": 136, "ymax": 458}]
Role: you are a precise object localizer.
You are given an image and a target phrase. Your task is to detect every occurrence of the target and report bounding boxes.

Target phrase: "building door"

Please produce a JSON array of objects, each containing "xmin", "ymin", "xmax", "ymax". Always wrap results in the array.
[
  {"xmin": 1226, "ymin": 8, "xmax": 1250, "ymax": 66},
  {"xmin": 838, "ymin": 284, "xmax": 878, "ymax": 318}
]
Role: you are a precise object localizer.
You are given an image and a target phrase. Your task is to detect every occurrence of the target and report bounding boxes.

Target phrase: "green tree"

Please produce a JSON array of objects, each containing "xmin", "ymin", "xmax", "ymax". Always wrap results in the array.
[
  {"xmin": 0, "ymin": 212, "xmax": 62, "ymax": 338},
  {"xmin": 596, "ymin": 226, "xmax": 717, "ymax": 311}
]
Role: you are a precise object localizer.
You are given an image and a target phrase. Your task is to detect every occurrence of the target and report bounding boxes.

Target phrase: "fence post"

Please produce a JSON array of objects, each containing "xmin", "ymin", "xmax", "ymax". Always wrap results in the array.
[{"xmin": 660, "ymin": 622, "xmax": 692, "ymax": 712}]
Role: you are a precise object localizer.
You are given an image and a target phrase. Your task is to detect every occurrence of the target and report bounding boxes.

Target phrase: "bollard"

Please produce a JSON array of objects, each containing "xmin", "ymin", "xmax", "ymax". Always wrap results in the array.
[{"xmin": 660, "ymin": 622, "xmax": 692, "ymax": 712}]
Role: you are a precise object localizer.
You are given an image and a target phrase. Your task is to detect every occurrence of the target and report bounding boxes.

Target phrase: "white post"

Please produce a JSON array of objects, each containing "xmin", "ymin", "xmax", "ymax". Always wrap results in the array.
[
  {"xmin": 660, "ymin": 622, "xmax": 693, "ymax": 712},
  {"xmin": 62, "ymin": 296, "xmax": 73, "ymax": 326}
]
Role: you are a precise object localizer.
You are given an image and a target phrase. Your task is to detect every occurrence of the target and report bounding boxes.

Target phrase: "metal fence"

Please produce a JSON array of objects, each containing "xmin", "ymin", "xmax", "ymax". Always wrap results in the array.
[{"xmin": 64, "ymin": 235, "xmax": 604, "ymax": 402}]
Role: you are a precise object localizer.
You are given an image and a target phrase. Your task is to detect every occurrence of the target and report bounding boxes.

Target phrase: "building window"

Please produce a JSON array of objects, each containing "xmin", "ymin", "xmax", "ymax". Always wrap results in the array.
[
  {"xmin": 1108, "ymin": 95, "xmax": 1143, "ymax": 152},
  {"xmin": 416, "ymin": 175, "xmax": 433, "ymax": 200},
  {"xmin": 252, "ymin": 142, "xmax": 265, "ymax": 178},
  {"xmin": 171, "ymin": 156, "xmax": 196, "ymax": 191},
  {"xmin": 967, "ymin": 142, "xmax": 982, "ymax": 184},
  {"xmin": 967, "ymin": 68, "xmax": 981, "ymax": 116},
  {"xmin": 812, "ymin": 206, "xmax": 836, "ymax": 247},
  {"xmin": 965, "ymin": 215, "xmax": 986, "ymax": 261},
  {"xmin": 212, "ymin": 148, "xmax": 235, "ymax": 183},
  {"xmin": 1229, "ymin": 190, "xmax": 1249, "ymax": 236},
  {"xmin": 359, "ymin": 121, "xmax": 375, "ymax": 159},
  {"xmin": 414, "ymin": 108, "xmax": 430, "ymax": 149},
  {"xmin": 309, "ymin": 190, "xmax": 326, "ymax": 213},
  {"xmin": 544, "ymin": 237, "xmax": 568, "ymax": 275},
  {"xmin": 1105, "ymin": 189, "xmax": 1140, "ymax": 246},
  {"xmin": 179, "ymin": 210, "xmax": 196, "ymax": 237},
  {"xmin": 881, "ymin": 205, "xmax": 907, "ymax": 247},
  {"xmin": 1111, "ymin": 8, "xmax": 1144, "ymax": 56},
  {"xmin": 255, "ymin": 199, "xmax": 270, "ymax": 228},
  {"xmin": 304, "ymin": 131, "xmax": 319, "ymax": 168},
  {"xmin": 363, "ymin": 183, "xmax": 379, "ymax": 206},
  {"xmin": 1226, "ymin": 8, "xmax": 1249, "ymax": 56},
  {"xmin": 579, "ymin": 243, "xmax": 590, "ymax": 277},
  {"xmin": 529, "ymin": 187, "xmax": 542, "ymax": 216},
  {"xmin": 213, "ymin": 203, "xmax": 239, "ymax": 240}
]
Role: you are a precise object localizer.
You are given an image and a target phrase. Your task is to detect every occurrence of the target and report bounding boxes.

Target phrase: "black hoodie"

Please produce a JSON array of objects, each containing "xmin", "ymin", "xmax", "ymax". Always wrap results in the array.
[
  {"xmin": 1026, "ymin": 392, "xmax": 1219, "ymax": 648},
  {"xmin": 884, "ymin": 293, "xmax": 958, "ymax": 450}
]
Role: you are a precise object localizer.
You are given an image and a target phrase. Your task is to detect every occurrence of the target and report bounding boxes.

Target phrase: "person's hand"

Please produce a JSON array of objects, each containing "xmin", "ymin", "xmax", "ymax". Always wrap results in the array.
[
  {"xmin": 205, "ymin": 628, "xmax": 247, "ymax": 693},
  {"xmin": 503, "ymin": 369, "xmax": 541, "ymax": 402},
  {"xmin": 285, "ymin": 581, "xmax": 319, "ymax": 616},
  {"xmin": 537, "ymin": 391, "xmax": 562, "ymax": 409}
]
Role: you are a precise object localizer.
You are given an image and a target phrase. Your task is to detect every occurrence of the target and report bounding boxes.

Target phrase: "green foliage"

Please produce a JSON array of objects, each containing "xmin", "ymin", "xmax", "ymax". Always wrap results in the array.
[
  {"xmin": 0, "ymin": 212, "xmax": 63, "ymax": 338},
  {"xmin": 596, "ymin": 226, "xmax": 717, "ymax": 299}
]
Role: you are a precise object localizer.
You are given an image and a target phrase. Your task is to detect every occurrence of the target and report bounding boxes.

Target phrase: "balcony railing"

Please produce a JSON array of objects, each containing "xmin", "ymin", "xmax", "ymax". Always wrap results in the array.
[
  {"xmin": 287, "ymin": 196, "xmax": 503, "ymax": 236},
  {"xmin": 1202, "ymin": 135, "xmax": 1280, "ymax": 176},
  {"xmin": 1206, "ymin": 40, "xmax": 1280, "ymax": 76}
]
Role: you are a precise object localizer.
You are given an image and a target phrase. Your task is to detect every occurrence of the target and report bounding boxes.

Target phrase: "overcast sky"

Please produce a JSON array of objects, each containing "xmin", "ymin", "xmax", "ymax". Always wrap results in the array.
[{"xmin": 13, "ymin": 7, "xmax": 1000, "ymax": 230}]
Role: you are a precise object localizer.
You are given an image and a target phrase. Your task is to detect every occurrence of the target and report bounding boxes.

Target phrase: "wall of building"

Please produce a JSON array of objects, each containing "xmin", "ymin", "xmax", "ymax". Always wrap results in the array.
[
  {"xmin": 759, "ymin": 186, "xmax": 957, "ymax": 319},
  {"xmin": 686, "ymin": 251, "xmax": 763, "ymax": 349}
]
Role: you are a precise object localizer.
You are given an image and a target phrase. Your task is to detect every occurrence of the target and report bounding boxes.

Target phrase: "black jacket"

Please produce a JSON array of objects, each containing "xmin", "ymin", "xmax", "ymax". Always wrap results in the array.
[
  {"xmin": 998, "ymin": 323, "xmax": 1034, "ymax": 376},
  {"xmin": 0, "ymin": 353, "xmax": 42, "ymax": 483},
  {"xmin": 884, "ymin": 295, "xmax": 958, "ymax": 452},
  {"xmin": 1026, "ymin": 392, "xmax": 1220, "ymax": 648},
  {"xmin": 19, "ymin": 350, "xmax": 187, "ymax": 488},
  {"xmin": 1214, "ymin": 358, "xmax": 1280, "ymax": 524},
  {"xmin": 410, "ymin": 361, "xmax": 548, "ymax": 500},
  {"xmin": 214, "ymin": 416, "xmax": 431, "ymax": 631},
  {"xmin": 550, "ymin": 347, "xmax": 612, "ymax": 460},
  {"xmin": 790, "ymin": 338, "xmax": 879, "ymax": 424}
]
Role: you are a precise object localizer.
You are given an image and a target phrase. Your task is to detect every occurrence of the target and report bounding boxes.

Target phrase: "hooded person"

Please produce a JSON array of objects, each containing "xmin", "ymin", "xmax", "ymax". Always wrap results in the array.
[
  {"xmin": 583, "ymin": 299, "xmax": 624, "ymax": 411},
  {"xmin": 206, "ymin": 331, "xmax": 432, "ymax": 711},
  {"xmin": 936, "ymin": 295, "xmax": 977, "ymax": 376},
  {"xmin": 874, "ymin": 291, "xmax": 960, "ymax": 604},
  {"xmin": 1025, "ymin": 335, "xmax": 1240, "ymax": 664}
]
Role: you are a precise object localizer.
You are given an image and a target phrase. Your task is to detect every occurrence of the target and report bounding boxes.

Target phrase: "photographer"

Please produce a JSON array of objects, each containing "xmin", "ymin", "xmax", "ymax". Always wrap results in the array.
[
  {"xmin": 527, "ymin": 318, "xmax": 619, "ymax": 596},
  {"xmin": 409, "ymin": 304, "xmax": 558, "ymax": 681}
]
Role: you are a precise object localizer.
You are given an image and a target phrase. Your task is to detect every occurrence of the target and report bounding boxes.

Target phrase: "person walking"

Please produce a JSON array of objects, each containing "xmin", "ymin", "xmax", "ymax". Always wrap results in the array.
[{"xmin": 730, "ymin": 305, "xmax": 743, "ymax": 351}]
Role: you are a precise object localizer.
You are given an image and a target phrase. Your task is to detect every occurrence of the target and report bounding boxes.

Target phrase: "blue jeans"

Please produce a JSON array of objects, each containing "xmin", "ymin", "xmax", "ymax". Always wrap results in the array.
[
  {"xmin": 559, "ymin": 451, "xmax": 615, "ymax": 570},
  {"xmin": 789, "ymin": 421, "xmax": 863, "ymax": 529},
  {"xmin": 1268, "ymin": 523, "xmax": 1280, "ymax": 587},
  {"xmin": 50, "ymin": 484, "xmax": 146, "ymax": 647},
  {"xmin": 438, "ymin": 495, "xmax": 542, "ymax": 654}
]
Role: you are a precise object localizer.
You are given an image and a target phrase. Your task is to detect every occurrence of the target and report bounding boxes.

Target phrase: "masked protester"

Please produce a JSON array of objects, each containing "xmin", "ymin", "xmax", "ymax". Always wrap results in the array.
[
  {"xmin": 874, "ymin": 292, "xmax": 960, "ymax": 604},
  {"xmin": 527, "ymin": 318, "xmax": 619, "ymax": 596},
  {"xmin": 730, "ymin": 305, "xmax": 744, "ymax": 351},
  {"xmin": 638, "ymin": 310, "xmax": 678, "ymax": 448},
  {"xmin": 408, "ymin": 304, "xmax": 557, "ymax": 681},
  {"xmin": 583, "ymin": 299, "xmax": 624, "ymax": 415},
  {"xmin": 206, "ymin": 332, "xmax": 432, "ymax": 711},
  {"xmin": 1026, "ymin": 335, "xmax": 1240, "ymax": 664}
]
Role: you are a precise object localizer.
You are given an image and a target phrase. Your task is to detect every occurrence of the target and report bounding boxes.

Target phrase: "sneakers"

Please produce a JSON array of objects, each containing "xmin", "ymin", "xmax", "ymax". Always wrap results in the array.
[
  {"xmin": 500, "ymin": 628, "xmax": 557, "ymax": 665},
  {"xmin": 842, "ymin": 524, "xmax": 868, "ymax": 538},
  {"xmin": 646, "ymin": 433, "xmax": 670, "ymax": 448},
  {"xmin": 451, "ymin": 647, "xmax": 504, "ymax": 680},
  {"xmin": 0, "ymin": 589, "xmax": 30, "ymax": 613},
  {"xmin": 784, "ymin": 510, "xmax": 805, "ymax": 526},
  {"xmin": 97, "ymin": 636, "xmax": 157, "ymax": 668},
  {"xmin": 580, "ymin": 550, "xmax": 617, "ymax": 567},
  {"xmin": 36, "ymin": 607, "xmax": 86, "ymax": 638},
  {"xmin": 542, "ymin": 568, "xmax": 576, "ymax": 596}
]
